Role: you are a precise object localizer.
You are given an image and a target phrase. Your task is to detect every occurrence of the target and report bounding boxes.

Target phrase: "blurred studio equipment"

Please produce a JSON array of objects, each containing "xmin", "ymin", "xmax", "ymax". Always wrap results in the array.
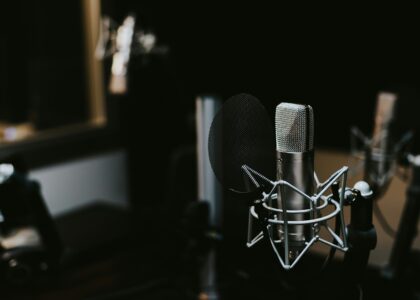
[
  {"xmin": 350, "ymin": 91, "xmax": 413, "ymax": 240},
  {"xmin": 96, "ymin": 14, "xmax": 169, "ymax": 95},
  {"xmin": 195, "ymin": 95, "xmax": 222, "ymax": 300},
  {"xmin": 350, "ymin": 91, "xmax": 420, "ymax": 287},
  {"xmin": 0, "ymin": 0, "xmax": 105, "ymax": 145},
  {"xmin": 350, "ymin": 91, "xmax": 412, "ymax": 199},
  {"xmin": 384, "ymin": 154, "xmax": 420, "ymax": 280},
  {"xmin": 208, "ymin": 94, "xmax": 377, "ymax": 298},
  {"xmin": 0, "ymin": 164, "xmax": 62, "ymax": 286}
]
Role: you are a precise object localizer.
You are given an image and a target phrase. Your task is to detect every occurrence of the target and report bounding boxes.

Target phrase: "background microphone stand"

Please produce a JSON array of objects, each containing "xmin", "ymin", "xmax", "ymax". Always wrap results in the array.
[{"xmin": 383, "ymin": 155, "xmax": 420, "ymax": 282}]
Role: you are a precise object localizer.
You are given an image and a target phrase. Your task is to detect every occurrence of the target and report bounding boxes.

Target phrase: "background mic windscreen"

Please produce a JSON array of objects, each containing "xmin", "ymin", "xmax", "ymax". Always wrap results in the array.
[{"xmin": 208, "ymin": 93, "xmax": 275, "ymax": 192}]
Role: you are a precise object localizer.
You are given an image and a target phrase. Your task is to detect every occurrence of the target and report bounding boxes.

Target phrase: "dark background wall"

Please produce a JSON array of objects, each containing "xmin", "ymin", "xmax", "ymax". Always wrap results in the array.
[
  {"xmin": 103, "ymin": 2, "xmax": 420, "ymax": 152},
  {"xmin": 0, "ymin": 0, "xmax": 88, "ymax": 128},
  {"xmin": 2, "ymin": 2, "xmax": 419, "ymax": 153}
]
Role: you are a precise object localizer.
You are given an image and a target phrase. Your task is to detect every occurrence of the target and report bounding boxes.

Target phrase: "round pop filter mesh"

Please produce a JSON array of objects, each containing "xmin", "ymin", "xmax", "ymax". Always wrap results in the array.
[{"xmin": 208, "ymin": 93, "xmax": 275, "ymax": 192}]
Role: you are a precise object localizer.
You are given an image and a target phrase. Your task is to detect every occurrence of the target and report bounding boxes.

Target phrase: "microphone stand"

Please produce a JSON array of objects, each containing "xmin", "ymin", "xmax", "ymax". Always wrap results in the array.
[
  {"xmin": 343, "ymin": 183, "xmax": 377, "ymax": 287},
  {"xmin": 383, "ymin": 155, "xmax": 420, "ymax": 281}
]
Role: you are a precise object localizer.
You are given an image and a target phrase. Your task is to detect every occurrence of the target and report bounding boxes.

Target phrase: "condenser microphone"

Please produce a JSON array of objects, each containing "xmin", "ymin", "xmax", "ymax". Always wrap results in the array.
[
  {"xmin": 275, "ymin": 103, "xmax": 315, "ymax": 256},
  {"xmin": 365, "ymin": 92, "xmax": 397, "ymax": 195}
]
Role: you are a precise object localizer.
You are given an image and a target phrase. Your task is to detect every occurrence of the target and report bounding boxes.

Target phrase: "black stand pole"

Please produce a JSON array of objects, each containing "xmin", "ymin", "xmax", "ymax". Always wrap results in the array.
[
  {"xmin": 383, "ymin": 160, "xmax": 420, "ymax": 280},
  {"xmin": 344, "ymin": 184, "xmax": 377, "ymax": 285}
]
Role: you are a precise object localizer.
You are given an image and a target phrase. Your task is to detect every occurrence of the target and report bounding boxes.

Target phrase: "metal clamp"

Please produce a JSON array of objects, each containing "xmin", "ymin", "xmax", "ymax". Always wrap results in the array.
[{"xmin": 245, "ymin": 165, "xmax": 350, "ymax": 270}]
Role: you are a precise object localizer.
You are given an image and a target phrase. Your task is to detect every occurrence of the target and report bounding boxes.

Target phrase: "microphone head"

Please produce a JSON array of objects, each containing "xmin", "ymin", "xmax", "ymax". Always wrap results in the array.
[
  {"xmin": 368, "ymin": 92, "xmax": 398, "ymax": 195},
  {"xmin": 374, "ymin": 92, "xmax": 397, "ymax": 128},
  {"xmin": 275, "ymin": 103, "xmax": 314, "ymax": 152}
]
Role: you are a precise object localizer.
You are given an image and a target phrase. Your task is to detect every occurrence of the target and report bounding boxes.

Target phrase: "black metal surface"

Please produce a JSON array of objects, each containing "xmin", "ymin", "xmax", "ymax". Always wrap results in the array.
[{"xmin": 344, "ymin": 189, "xmax": 377, "ymax": 287}]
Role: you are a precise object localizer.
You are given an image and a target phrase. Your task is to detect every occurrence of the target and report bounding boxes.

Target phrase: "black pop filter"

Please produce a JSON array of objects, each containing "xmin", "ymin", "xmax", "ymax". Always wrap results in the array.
[{"xmin": 208, "ymin": 93, "xmax": 275, "ymax": 192}]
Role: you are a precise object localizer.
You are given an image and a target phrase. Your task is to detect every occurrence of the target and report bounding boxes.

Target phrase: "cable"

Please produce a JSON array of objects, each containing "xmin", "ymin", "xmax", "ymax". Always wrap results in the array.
[{"xmin": 373, "ymin": 201, "xmax": 396, "ymax": 238}]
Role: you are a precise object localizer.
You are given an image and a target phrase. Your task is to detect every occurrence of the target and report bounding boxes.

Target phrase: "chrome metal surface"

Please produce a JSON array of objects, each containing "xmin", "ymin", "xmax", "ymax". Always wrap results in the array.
[
  {"xmin": 276, "ymin": 151, "xmax": 315, "ymax": 249},
  {"xmin": 244, "ymin": 164, "xmax": 349, "ymax": 270}
]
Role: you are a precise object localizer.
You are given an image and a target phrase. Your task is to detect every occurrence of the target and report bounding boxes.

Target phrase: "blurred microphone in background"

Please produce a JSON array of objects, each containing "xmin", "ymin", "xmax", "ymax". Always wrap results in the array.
[
  {"xmin": 108, "ymin": 15, "xmax": 135, "ymax": 94},
  {"xmin": 95, "ymin": 14, "xmax": 169, "ymax": 95},
  {"xmin": 364, "ymin": 92, "xmax": 398, "ymax": 197},
  {"xmin": 350, "ymin": 90, "xmax": 415, "ymax": 242}
]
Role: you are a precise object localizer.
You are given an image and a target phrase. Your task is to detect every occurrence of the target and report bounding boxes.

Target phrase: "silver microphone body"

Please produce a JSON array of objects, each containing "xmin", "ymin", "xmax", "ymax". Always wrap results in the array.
[
  {"xmin": 276, "ymin": 151, "xmax": 315, "ymax": 248},
  {"xmin": 275, "ymin": 103, "xmax": 315, "ymax": 254}
]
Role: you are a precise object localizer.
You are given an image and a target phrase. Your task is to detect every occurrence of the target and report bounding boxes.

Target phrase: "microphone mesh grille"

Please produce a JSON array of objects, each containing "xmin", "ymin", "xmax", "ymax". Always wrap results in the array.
[{"xmin": 275, "ymin": 103, "xmax": 314, "ymax": 152}]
